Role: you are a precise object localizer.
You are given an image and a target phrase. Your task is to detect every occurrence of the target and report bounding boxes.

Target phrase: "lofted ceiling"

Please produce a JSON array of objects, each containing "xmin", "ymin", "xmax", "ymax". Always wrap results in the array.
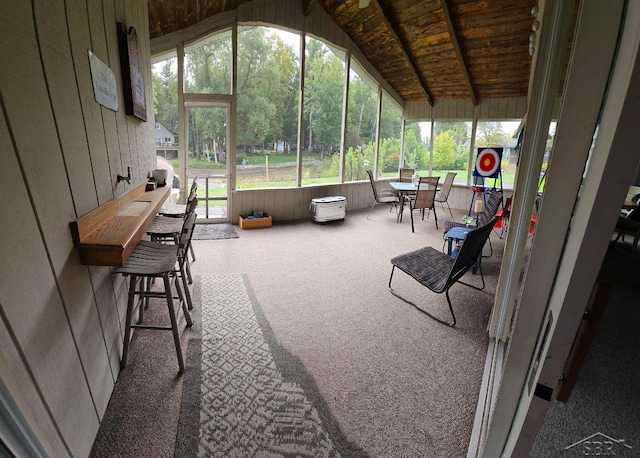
[{"xmin": 148, "ymin": 0, "xmax": 540, "ymax": 105}]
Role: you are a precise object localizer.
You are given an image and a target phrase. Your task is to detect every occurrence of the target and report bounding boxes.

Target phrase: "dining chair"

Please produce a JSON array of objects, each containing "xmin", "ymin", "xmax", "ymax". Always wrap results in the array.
[
  {"xmin": 366, "ymin": 170, "xmax": 399, "ymax": 219},
  {"xmin": 404, "ymin": 176, "xmax": 440, "ymax": 232},
  {"xmin": 434, "ymin": 172, "xmax": 456, "ymax": 217},
  {"xmin": 399, "ymin": 168, "xmax": 415, "ymax": 183}
]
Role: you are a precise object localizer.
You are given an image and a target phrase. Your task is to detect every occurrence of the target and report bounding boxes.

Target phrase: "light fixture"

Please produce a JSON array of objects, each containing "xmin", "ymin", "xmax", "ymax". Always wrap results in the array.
[
  {"xmin": 359, "ymin": 0, "xmax": 370, "ymax": 8},
  {"xmin": 529, "ymin": 4, "xmax": 540, "ymax": 56}
]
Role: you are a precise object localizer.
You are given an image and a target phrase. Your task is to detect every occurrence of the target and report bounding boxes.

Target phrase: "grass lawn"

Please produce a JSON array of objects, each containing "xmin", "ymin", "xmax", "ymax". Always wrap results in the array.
[{"xmin": 173, "ymin": 154, "xmax": 522, "ymax": 192}]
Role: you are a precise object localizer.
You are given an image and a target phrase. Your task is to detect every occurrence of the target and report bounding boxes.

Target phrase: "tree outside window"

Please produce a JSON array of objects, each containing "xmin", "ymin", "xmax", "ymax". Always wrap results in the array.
[
  {"xmin": 301, "ymin": 37, "xmax": 345, "ymax": 186},
  {"xmin": 236, "ymin": 26, "xmax": 301, "ymax": 188},
  {"xmin": 344, "ymin": 61, "xmax": 378, "ymax": 182}
]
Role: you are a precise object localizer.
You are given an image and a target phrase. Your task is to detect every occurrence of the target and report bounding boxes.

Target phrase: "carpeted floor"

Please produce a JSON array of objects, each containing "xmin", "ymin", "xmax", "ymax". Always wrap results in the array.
[
  {"xmin": 91, "ymin": 206, "xmax": 503, "ymax": 457},
  {"xmin": 176, "ymin": 273, "xmax": 367, "ymax": 457},
  {"xmin": 192, "ymin": 223, "xmax": 239, "ymax": 240},
  {"xmin": 530, "ymin": 283, "xmax": 640, "ymax": 456}
]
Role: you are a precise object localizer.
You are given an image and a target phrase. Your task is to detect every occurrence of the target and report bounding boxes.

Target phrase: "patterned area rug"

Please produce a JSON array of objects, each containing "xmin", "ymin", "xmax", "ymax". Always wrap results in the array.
[
  {"xmin": 175, "ymin": 274, "xmax": 367, "ymax": 457},
  {"xmin": 192, "ymin": 223, "xmax": 239, "ymax": 240}
]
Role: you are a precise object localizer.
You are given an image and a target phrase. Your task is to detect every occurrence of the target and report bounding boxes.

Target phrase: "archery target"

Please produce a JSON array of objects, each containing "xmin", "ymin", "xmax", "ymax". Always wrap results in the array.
[{"xmin": 473, "ymin": 148, "xmax": 502, "ymax": 178}]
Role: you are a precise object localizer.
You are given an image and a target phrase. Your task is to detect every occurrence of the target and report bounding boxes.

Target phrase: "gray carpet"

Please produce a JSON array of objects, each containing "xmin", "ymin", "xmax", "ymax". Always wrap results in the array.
[
  {"xmin": 192, "ymin": 223, "xmax": 239, "ymax": 240},
  {"xmin": 529, "ymin": 282, "xmax": 640, "ymax": 457},
  {"xmin": 91, "ymin": 207, "xmax": 501, "ymax": 457},
  {"xmin": 175, "ymin": 273, "xmax": 366, "ymax": 457}
]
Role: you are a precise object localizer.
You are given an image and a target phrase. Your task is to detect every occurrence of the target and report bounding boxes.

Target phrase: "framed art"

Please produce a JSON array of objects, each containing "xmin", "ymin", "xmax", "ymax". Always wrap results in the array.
[{"xmin": 117, "ymin": 23, "xmax": 147, "ymax": 121}]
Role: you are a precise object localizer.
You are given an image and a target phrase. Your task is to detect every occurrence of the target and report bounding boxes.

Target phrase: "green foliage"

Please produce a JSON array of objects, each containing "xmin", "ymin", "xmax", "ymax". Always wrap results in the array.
[
  {"xmin": 346, "ymin": 76, "xmax": 378, "ymax": 148},
  {"xmin": 343, "ymin": 144, "xmax": 374, "ymax": 181},
  {"xmin": 152, "ymin": 60, "xmax": 178, "ymax": 134},
  {"xmin": 433, "ymin": 131, "xmax": 456, "ymax": 170},
  {"xmin": 303, "ymin": 42, "xmax": 345, "ymax": 154},
  {"xmin": 379, "ymin": 137, "xmax": 400, "ymax": 173},
  {"xmin": 403, "ymin": 127, "xmax": 430, "ymax": 169},
  {"xmin": 476, "ymin": 121, "xmax": 511, "ymax": 148}
]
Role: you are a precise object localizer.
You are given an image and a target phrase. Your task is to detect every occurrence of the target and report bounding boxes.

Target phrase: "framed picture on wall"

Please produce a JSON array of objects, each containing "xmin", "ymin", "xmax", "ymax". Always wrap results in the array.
[{"xmin": 117, "ymin": 23, "xmax": 147, "ymax": 121}]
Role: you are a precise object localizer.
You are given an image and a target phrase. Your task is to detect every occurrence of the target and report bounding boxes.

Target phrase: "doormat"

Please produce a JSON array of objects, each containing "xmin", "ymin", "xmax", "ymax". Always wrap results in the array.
[{"xmin": 191, "ymin": 223, "xmax": 239, "ymax": 240}]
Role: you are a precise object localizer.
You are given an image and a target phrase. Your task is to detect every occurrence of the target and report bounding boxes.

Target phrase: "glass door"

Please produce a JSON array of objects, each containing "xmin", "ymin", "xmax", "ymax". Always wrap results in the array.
[{"xmin": 185, "ymin": 103, "xmax": 230, "ymax": 222}]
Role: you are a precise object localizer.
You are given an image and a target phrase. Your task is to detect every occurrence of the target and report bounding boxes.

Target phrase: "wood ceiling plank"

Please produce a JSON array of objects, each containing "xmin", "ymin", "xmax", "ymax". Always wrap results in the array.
[
  {"xmin": 371, "ymin": 0, "xmax": 433, "ymax": 104},
  {"xmin": 441, "ymin": 0, "xmax": 476, "ymax": 105}
]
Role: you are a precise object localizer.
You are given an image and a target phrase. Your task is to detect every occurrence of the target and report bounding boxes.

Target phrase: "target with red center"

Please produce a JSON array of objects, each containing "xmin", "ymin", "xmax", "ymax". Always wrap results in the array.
[{"xmin": 473, "ymin": 148, "xmax": 502, "ymax": 178}]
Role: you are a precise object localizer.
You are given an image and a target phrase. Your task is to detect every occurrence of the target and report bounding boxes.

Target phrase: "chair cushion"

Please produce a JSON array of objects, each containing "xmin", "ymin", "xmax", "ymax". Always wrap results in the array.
[{"xmin": 391, "ymin": 246, "xmax": 454, "ymax": 293}]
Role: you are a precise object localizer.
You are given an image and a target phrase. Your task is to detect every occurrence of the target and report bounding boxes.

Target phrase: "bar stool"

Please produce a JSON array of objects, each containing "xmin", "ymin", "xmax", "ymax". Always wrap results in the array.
[
  {"xmin": 159, "ymin": 176, "xmax": 198, "ymax": 218},
  {"xmin": 147, "ymin": 197, "xmax": 198, "ymax": 287},
  {"xmin": 158, "ymin": 178, "xmax": 198, "ymax": 265},
  {"xmin": 114, "ymin": 212, "xmax": 196, "ymax": 373}
]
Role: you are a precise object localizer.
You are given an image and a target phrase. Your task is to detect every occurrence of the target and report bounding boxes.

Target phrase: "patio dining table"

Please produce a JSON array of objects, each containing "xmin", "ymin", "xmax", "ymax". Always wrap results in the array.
[{"xmin": 389, "ymin": 181, "xmax": 440, "ymax": 223}]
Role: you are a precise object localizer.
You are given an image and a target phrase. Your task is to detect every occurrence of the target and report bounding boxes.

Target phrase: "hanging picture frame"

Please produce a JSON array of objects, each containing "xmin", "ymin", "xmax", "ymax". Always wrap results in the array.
[{"xmin": 117, "ymin": 23, "xmax": 147, "ymax": 121}]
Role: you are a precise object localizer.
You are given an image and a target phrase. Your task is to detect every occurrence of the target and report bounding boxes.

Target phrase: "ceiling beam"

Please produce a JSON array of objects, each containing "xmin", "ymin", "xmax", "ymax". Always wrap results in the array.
[
  {"xmin": 303, "ymin": 0, "xmax": 320, "ymax": 16},
  {"xmin": 440, "ymin": 0, "xmax": 478, "ymax": 105},
  {"xmin": 371, "ymin": 0, "xmax": 433, "ymax": 106}
]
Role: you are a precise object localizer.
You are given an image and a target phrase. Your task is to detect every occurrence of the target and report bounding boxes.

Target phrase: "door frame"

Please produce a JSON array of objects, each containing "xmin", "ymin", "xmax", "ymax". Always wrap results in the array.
[
  {"xmin": 478, "ymin": 1, "xmax": 639, "ymax": 455},
  {"xmin": 182, "ymin": 94, "xmax": 234, "ymax": 223}
]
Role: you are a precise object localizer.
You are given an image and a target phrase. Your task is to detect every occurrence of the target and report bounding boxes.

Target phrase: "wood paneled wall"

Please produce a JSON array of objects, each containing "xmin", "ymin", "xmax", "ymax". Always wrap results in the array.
[
  {"xmin": 405, "ymin": 97, "xmax": 528, "ymax": 120},
  {"xmin": 0, "ymin": 0, "xmax": 154, "ymax": 456},
  {"xmin": 231, "ymin": 182, "xmax": 512, "ymax": 223}
]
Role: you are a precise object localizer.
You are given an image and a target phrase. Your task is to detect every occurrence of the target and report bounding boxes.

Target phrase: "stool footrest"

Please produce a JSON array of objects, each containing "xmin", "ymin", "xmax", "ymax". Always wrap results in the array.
[
  {"xmin": 131, "ymin": 324, "xmax": 173, "ymax": 331},
  {"xmin": 135, "ymin": 291, "xmax": 169, "ymax": 298}
]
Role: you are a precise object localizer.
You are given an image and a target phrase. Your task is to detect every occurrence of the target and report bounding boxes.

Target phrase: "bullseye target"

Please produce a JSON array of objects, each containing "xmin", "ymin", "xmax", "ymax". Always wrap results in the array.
[{"xmin": 473, "ymin": 147, "xmax": 503, "ymax": 178}]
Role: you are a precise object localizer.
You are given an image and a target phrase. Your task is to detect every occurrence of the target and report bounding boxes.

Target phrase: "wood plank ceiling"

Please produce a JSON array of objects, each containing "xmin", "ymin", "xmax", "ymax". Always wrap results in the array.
[{"xmin": 148, "ymin": 0, "xmax": 539, "ymax": 105}]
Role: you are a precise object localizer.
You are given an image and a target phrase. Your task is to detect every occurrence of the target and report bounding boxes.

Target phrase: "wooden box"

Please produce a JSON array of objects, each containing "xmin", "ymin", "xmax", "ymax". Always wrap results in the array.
[{"xmin": 239, "ymin": 215, "xmax": 272, "ymax": 229}]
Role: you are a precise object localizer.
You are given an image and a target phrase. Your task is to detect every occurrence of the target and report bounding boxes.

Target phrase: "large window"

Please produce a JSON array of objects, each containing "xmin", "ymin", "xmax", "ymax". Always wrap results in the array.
[
  {"xmin": 184, "ymin": 30, "xmax": 232, "ymax": 95},
  {"xmin": 301, "ymin": 37, "xmax": 346, "ymax": 186},
  {"xmin": 475, "ymin": 120, "xmax": 521, "ymax": 187},
  {"xmin": 378, "ymin": 94, "xmax": 402, "ymax": 178},
  {"xmin": 236, "ymin": 26, "xmax": 301, "ymax": 188},
  {"xmin": 151, "ymin": 53, "xmax": 178, "ymax": 160},
  {"xmin": 432, "ymin": 120, "xmax": 472, "ymax": 182},
  {"xmin": 344, "ymin": 60, "xmax": 379, "ymax": 182},
  {"xmin": 403, "ymin": 121, "xmax": 431, "ymax": 174}
]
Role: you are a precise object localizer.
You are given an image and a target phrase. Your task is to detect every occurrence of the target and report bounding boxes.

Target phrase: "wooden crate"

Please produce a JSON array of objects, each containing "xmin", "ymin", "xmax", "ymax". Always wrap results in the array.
[{"xmin": 239, "ymin": 215, "xmax": 272, "ymax": 229}]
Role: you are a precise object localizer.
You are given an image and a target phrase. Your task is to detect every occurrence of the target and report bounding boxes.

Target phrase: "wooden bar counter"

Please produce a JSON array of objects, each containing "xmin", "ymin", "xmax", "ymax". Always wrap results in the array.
[{"xmin": 70, "ymin": 182, "xmax": 171, "ymax": 266}]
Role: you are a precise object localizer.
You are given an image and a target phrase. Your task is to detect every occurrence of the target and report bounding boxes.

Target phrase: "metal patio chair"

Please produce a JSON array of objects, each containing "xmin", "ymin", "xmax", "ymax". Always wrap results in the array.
[
  {"xmin": 366, "ymin": 170, "xmax": 399, "ymax": 219},
  {"xmin": 389, "ymin": 216, "xmax": 498, "ymax": 327}
]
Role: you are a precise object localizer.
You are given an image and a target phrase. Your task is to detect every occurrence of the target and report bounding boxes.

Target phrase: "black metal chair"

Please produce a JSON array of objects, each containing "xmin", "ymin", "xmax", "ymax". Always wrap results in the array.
[
  {"xmin": 442, "ymin": 189, "xmax": 502, "ymax": 256},
  {"xmin": 389, "ymin": 216, "xmax": 498, "ymax": 327}
]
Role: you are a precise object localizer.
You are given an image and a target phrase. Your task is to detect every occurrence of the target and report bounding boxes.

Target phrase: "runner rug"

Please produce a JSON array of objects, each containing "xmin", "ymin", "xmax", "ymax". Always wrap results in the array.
[
  {"xmin": 191, "ymin": 223, "xmax": 239, "ymax": 240},
  {"xmin": 175, "ymin": 273, "xmax": 367, "ymax": 457}
]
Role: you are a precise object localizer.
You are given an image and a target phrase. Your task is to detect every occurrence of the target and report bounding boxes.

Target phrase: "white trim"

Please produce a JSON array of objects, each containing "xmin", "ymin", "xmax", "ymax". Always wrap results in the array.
[
  {"xmin": 0, "ymin": 379, "xmax": 47, "ymax": 458},
  {"xmin": 479, "ymin": 0, "xmax": 632, "ymax": 455},
  {"xmin": 479, "ymin": 0, "xmax": 577, "ymax": 455},
  {"xmin": 508, "ymin": 0, "xmax": 640, "ymax": 453}
]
